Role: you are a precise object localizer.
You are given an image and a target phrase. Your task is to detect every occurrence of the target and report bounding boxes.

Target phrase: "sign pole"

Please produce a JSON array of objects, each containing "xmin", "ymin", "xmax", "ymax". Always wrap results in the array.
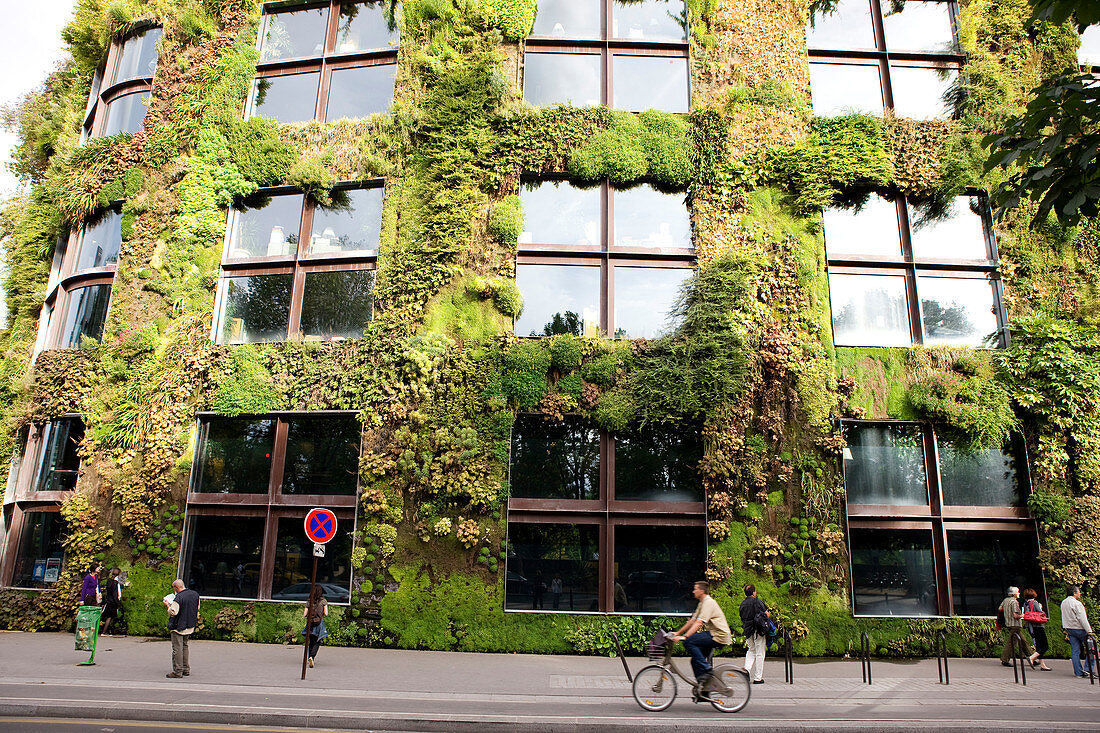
[
  {"xmin": 300, "ymin": 507, "xmax": 337, "ymax": 681},
  {"xmin": 301, "ymin": 551, "xmax": 319, "ymax": 680}
]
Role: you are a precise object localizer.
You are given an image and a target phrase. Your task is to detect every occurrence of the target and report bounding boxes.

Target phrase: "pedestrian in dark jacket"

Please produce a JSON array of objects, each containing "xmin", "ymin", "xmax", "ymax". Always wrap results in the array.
[
  {"xmin": 738, "ymin": 584, "xmax": 770, "ymax": 684},
  {"xmin": 164, "ymin": 578, "xmax": 200, "ymax": 678}
]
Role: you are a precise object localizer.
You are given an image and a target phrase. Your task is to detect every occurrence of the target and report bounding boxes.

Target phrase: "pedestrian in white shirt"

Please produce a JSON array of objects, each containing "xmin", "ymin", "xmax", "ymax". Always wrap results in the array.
[{"xmin": 1060, "ymin": 585, "xmax": 1094, "ymax": 678}]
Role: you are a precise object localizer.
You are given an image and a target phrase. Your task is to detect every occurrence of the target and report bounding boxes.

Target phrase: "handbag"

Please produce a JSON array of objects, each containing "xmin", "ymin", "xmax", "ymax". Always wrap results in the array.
[{"xmin": 1022, "ymin": 600, "xmax": 1048, "ymax": 625}]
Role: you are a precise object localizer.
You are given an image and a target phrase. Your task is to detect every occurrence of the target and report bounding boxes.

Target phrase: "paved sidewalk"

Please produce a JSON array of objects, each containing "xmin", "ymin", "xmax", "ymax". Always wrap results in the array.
[{"xmin": 2, "ymin": 631, "xmax": 1100, "ymax": 731}]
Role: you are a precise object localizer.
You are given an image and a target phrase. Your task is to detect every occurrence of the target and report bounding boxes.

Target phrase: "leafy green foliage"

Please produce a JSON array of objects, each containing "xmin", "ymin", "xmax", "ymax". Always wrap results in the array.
[
  {"xmin": 568, "ymin": 110, "xmax": 692, "ymax": 186},
  {"xmin": 224, "ymin": 118, "xmax": 296, "ymax": 186},
  {"xmin": 487, "ymin": 194, "xmax": 522, "ymax": 247},
  {"xmin": 212, "ymin": 346, "xmax": 282, "ymax": 415},
  {"xmin": 484, "ymin": 0, "xmax": 536, "ymax": 40},
  {"xmin": 1027, "ymin": 0, "xmax": 1100, "ymax": 30}
]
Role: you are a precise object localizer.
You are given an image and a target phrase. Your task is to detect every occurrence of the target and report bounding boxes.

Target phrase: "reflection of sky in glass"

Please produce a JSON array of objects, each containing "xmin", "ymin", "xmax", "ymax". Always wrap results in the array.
[
  {"xmin": 917, "ymin": 276, "xmax": 998, "ymax": 347},
  {"xmin": 220, "ymin": 275, "xmax": 292, "ymax": 344},
  {"xmin": 335, "ymin": 2, "xmax": 397, "ymax": 53},
  {"xmin": 114, "ymin": 28, "xmax": 162, "ymax": 84},
  {"xmin": 325, "ymin": 64, "xmax": 395, "ymax": 121},
  {"xmin": 881, "ymin": 1, "xmax": 955, "ymax": 53},
  {"xmin": 310, "ymin": 188, "xmax": 384, "ymax": 255},
  {"xmin": 531, "ymin": 0, "xmax": 601, "ymax": 38},
  {"xmin": 938, "ymin": 439, "xmax": 1020, "ymax": 507},
  {"xmin": 612, "ymin": 1, "xmax": 687, "ymax": 42},
  {"xmin": 252, "ymin": 73, "xmax": 319, "ymax": 123},
  {"xmin": 890, "ymin": 65, "xmax": 956, "ymax": 120},
  {"xmin": 829, "ymin": 273, "xmax": 910, "ymax": 346},
  {"xmin": 823, "ymin": 195, "xmax": 901, "ymax": 257},
  {"xmin": 809, "ymin": 62, "xmax": 883, "ymax": 117},
  {"xmin": 613, "ymin": 56, "xmax": 689, "ymax": 113},
  {"xmin": 259, "ymin": 7, "xmax": 327, "ymax": 61},
  {"xmin": 77, "ymin": 210, "xmax": 123, "ymax": 270},
  {"xmin": 515, "ymin": 264, "xmax": 600, "ymax": 337},
  {"xmin": 843, "ymin": 423, "xmax": 927, "ymax": 505},
  {"xmin": 614, "ymin": 186, "xmax": 691, "ymax": 248},
  {"xmin": 807, "ymin": 0, "xmax": 875, "ymax": 50},
  {"xmin": 103, "ymin": 92, "xmax": 147, "ymax": 136},
  {"xmin": 524, "ymin": 53, "xmax": 601, "ymax": 108},
  {"xmin": 519, "ymin": 181, "xmax": 600, "ymax": 245},
  {"xmin": 1079, "ymin": 26, "xmax": 1100, "ymax": 68},
  {"xmin": 613, "ymin": 266, "xmax": 690, "ymax": 339},
  {"xmin": 908, "ymin": 196, "xmax": 988, "ymax": 260},
  {"xmin": 229, "ymin": 195, "xmax": 304, "ymax": 259},
  {"xmin": 61, "ymin": 285, "xmax": 111, "ymax": 348}
]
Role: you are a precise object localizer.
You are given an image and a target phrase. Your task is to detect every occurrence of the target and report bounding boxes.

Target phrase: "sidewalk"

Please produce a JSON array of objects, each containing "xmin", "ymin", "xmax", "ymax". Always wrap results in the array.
[{"xmin": 2, "ymin": 631, "xmax": 1100, "ymax": 731}]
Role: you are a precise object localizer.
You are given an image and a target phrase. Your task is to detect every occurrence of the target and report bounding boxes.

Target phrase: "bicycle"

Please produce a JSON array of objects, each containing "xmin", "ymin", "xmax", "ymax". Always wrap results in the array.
[{"xmin": 631, "ymin": 631, "xmax": 752, "ymax": 713}]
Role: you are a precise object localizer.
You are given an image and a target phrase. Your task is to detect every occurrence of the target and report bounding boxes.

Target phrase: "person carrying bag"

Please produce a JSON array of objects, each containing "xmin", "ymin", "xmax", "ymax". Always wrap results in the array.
[{"xmin": 1021, "ymin": 588, "xmax": 1052, "ymax": 671}]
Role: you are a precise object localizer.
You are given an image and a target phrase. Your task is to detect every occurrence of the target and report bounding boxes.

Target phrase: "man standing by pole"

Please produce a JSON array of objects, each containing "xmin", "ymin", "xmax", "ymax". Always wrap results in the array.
[
  {"xmin": 164, "ymin": 579, "xmax": 199, "ymax": 678},
  {"xmin": 1061, "ymin": 585, "xmax": 1094, "ymax": 678}
]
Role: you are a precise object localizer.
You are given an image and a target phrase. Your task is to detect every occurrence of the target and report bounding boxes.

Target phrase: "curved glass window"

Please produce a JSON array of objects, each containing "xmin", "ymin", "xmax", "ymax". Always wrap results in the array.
[
  {"xmin": 102, "ymin": 91, "xmax": 148, "ymax": 136},
  {"xmin": 76, "ymin": 210, "xmax": 123, "ymax": 271},
  {"xmin": 113, "ymin": 27, "xmax": 162, "ymax": 84},
  {"xmin": 60, "ymin": 284, "xmax": 111, "ymax": 348}
]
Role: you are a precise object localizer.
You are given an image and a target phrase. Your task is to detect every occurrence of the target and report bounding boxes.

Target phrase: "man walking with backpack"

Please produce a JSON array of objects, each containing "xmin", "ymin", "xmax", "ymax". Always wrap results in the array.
[{"xmin": 739, "ymin": 584, "xmax": 770, "ymax": 685}]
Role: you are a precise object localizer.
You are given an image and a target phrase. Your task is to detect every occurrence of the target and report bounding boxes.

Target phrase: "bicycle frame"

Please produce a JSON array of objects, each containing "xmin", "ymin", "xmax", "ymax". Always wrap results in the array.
[{"xmin": 652, "ymin": 643, "xmax": 703, "ymax": 689}]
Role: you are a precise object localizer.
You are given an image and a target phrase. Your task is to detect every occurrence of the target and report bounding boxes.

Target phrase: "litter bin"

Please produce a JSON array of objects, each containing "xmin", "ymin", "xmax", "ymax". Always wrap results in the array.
[{"xmin": 75, "ymin": 605, "xmax": 103, "ymax": 665}]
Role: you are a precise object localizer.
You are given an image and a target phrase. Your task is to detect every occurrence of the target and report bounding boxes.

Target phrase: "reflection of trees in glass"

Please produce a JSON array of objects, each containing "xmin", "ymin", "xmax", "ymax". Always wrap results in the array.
[
  {"xmin": 281, "ymin": 417, "xmax": 361, "ymax": 495},
  {"xmin": 842, "ymin": 424, "xmax": 927, "ymax": 504},
  {"xmin": 222, "ymin": 275, "xmax": 292, "ymax": 342},
  {"xmin": 299, "ymin": 270, "xmax": 374, "ymax": 339},
  {"xmin": 537, "ymin": 311, "xmax": 582, "ymax": 337},
  {"xmin": 255, "ymin": 78, "xmax": 272, "ymax": 107},
  {"xmin": 615, "ymin": 423, "xmax": 702, "ymax": 501},
  {"xmin": 196, "ymin": 419, "xmax": 275, "ymax": 494},
  {"xmin": 938, "ymin": 440, "xmax": 1021, "ymax": 507},
  {"xmin": 832, "ymin": 283, "xmax": 905, "ymax": 337},
  {"xmin": 510, "ymin": 415, "xmax": 599, "ymax": 499},
  {"xmin": 850, "ymin": 528, "xmax": 936, "ymax": 615},
  {"xmin": 920, "ymin": 297, "xmax": 975, "ymax": 340}
]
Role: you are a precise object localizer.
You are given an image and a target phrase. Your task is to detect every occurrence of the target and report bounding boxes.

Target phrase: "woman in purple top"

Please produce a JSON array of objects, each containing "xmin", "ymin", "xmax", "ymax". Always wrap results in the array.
[{"xmin": 81, "ymin": 564, "xmax": 102, "ymax": 606}]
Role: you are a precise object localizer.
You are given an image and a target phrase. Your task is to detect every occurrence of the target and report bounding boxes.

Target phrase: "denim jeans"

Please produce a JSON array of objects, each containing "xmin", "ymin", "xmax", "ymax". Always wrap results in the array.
[
  {"xmin": 1066, "ymin": 628, "xmax": 1094, "ymax": 677},
  {"xmin": 684, "ymin": 630, "xmax": 717, "ymax": 681}
]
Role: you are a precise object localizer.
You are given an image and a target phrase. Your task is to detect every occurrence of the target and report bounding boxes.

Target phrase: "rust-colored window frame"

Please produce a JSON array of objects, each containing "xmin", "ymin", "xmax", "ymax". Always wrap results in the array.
[
  {"xmin": 0, "ymin": 503, "xmax": 65, "ymax": 590},
  {"xmin": 43, "ymin": 274, "xmax": 116, "ymax": 351},
  {"xmin": 83, "ymin": 22, "xmax": 161, "ymax": 139}
]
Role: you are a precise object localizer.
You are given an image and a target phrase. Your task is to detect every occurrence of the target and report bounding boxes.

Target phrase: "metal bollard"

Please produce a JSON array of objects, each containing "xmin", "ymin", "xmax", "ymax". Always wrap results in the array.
[
  {"xmin": 935, "ymin": 630, "xmax": 950, "ymax": 685},
  {"xmin": 860, "ymin": 631, "xmax": 872, "ymax": 685}
]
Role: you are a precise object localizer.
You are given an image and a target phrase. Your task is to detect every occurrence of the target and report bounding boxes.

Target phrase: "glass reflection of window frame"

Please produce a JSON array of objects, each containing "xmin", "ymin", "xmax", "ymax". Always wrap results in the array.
[
  {"xmin": 82, "ymin": 23, "xmax": 162, "ymax": 139},
  {"xmin": 842, "ymin": 419, "xmax": 1037, "ymax": 617},
  {"xmin": 824, "ymin": 192, "xmax": 1005, "ymax": 348},
  {"xmin": 807, "ymin": 0, "xmax": 963, "ymax": 120},
  {"xmin": 180, "ymin": 411, "xmax": 361, "ymax": 602},
  {"xmin": 249, "ymin": 1, "xmax": 398, "ymax": 124},
  {"xmin": 214, "ymin": 184, "xmax": 383, "ymax": 344},
  {"xmin": 33, "ymin": 418, "xmax": 85, "ymax": 493},
  {"xmin": 516, "ymin": 177, "xmax": 693, "ymax": 340},
  {"xmin": 523, "ymin": 0, "xmax": 690, "ymax": 113},
  {"xmin": 507, "ymin": 414, "xmax": 705, "ymax": 614}
]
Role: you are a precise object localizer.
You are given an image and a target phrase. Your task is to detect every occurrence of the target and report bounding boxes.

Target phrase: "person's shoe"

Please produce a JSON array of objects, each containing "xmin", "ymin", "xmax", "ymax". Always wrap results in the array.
[
  {"xmin": 1039, "ymin": 666, "xmax": 1052, "ymax": 671},
  {"xmin": 1076, "ymin": 673, "xmax": 1088, "ymax": 678},
  {"xmin": 166, "ymin": 672, "xmax": 182, "ymax": 678},
  {"xmin": 182, "ymin": 671, "xmax": 190, "ymax": 676},
  {"xmin": 1001, "ymin": 661, "xmax": 1013, "ymax": 667},
  {"xmin": 308, "ymin": 657, "xmax": 314, "ymax": 668},
  {"xmin": 753, "ymin": 679, "xmax": 765, "ymax": 685}
]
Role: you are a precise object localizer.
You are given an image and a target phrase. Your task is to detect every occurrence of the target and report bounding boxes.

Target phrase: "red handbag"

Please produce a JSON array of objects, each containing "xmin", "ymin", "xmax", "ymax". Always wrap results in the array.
[{"xmin": 1022, "ymin": 600, "xmax": 1048, "ymax": 624}]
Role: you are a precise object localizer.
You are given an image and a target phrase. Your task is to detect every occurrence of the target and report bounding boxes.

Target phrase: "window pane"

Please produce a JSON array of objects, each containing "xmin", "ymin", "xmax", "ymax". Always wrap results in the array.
[
  {"xmin": 251, "ymin": 73, "xmax": 319, "ymax": 124},
  {"xmin": 309, "ymin": 188, "xmax": 383, "ymax": 255},
  {"xmin": 506, "ymin": 522, "xmax": 599, "ymax": 611},
  {"xmin": 614, "ymin": 186, "xmax": 691, "ymax": 248},
  {"xmin": 916, "ymin": 276, "xmax": 998, "ymax": 347},
  {"xmin": 829, "ymin": 272, "xmax": 911, "ymax": 347},
  {"xmin": 273, "ymin": 516, "xmax": 352, "ymax": 602},
  {"xmin": 325, "ymin": 64, "xmax": 395, "ymax": 121},
  {"xmin": 809, "ymin": 62, "xmax": 883, "ymax": 117},
  {"xmin": 850, "ymin": 527, "xmax": 937, "ymax": 616},
  {"xmin": 299, "ymin": 270, "xmax": 375, "ymax": 340},
  {"xmin": 807, "ymin": 0, "xmax": 876, "ymax": 50},
  {"xmin": 614, "ymin": 424, "xmax": 701, "ymax": 502},
  {"xmin": 259, "ymin": 6, "xmax": 328, "ymax": 61},
  {"xmin": 907, "ymin": 196, "xmax": 989, "ymax": 260},
  {"xmin": 613, "ymin": 55, "xmax": 689, "ymax": 113},
  {"xmin": 103, "ymin": 92, "xmax": 148, "ymax": 136},
  {"xmin": 36, "ymin": 419, "xmax": 85, "ymax": 492},
  {"xmin": 524, "ymin": 53, "xmax": 602, "ymax": 108},
  {"xmin": 842, "ymin": 423, "xmax": 928, "ymax": 505},
  {"xmin": 1080, "ymin": 26, "xmax": 1100, "ymax": 67},
  {"xmin": 823, "ymin": 195, "xmax": 902, "ymax": 258},
  {"xmin": 889, "ymin": 65, "xmax": 957, "ymax": 120},
  {"xmin": 612, "ymin": 0, "xmax": 687, "ymax": 42},
  {"xmin": 61, "ymin": 284, "xmax": 111, "ymax": 348},
  {"xmin": 335, "ymin": 1, "xmax": 397, "ymax": 53},
  {"xmin": 76, "ymin": 210, "xmax": 123, "ymax": 271},
  {"xmin": 519, "ymin": 181, "xmax": 600, "ymax": 246},
  {"xmin": 947, "ymin": 530, "xmax": 1042, "ymax": 616},
  {"xmin": 228, "ymin": 194, "xmax": 304, "ymax": 260},
  {"xmin": 510, "ymin": 414, "xmax": 599, "ymax": 500},
  {"xmin": 12, "ymin": 513, "xmax": 65, "ymax": 588},
  {"xmin": 114, "ymin": 27, "xmax": 163, "ymax": 84},
  {"xmin": 614, "ymin": 266, "xmax": 689, "ymax": 339},
  {"xmin": 219, "ymin": 274, "xmax": 292, "ymax": 344},
  {"xmin": 281, "ymin": 416, "xmax": 361, "ymax": 495},
  {"xmin": 938, "ymin": 439, "xmax": 1023, "ymax": 507},
  {"xmin": 515, "ymin": 264, "xmax": 600, "ymax": 337},
  {"xmin": 193, "ymin": 418, "xmax": 275, "ymax": 494},
  {"xmin": 881, "ymin": 0, "xmax": 955, "ymax": 53},
  {"xmin": 614, "ymin": 524, "xmax": 704, "ymax": 613},
  {"xmin": 182, "ymin": 516, "xmax": 264, "ymax": 598},
  {"xmin": 530, "ymin": 0, "xmax": 601, "ymax": 38}
]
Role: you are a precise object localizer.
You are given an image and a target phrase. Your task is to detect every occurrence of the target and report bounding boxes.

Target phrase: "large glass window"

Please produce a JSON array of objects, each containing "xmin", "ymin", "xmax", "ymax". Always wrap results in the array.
[
  {"xmin": 522, "ymin": 53, "xmax": 602, "ymax": 109},
  {"xmin": 218, "ymin": 274, "xmax": 294, "ymax": 344},
  {"xmin": 612, "ymin": 266, "xmax": 689, "ymax": 339},
  {"xmin": 11, "ymin": 512, "xmax": 66, "ymax": 588},
  {"xmin": 192, "ymin": 418, "xmax": 276, "ymax": 495},
  {"xmin": 613, "ymin": 423, "xmax": 702, "ymax": 502},
  {"xmin": 614, "ymin": 524, "xmax": 704, "ymax": 613},
  {"xmin": 510, "ymin": 414, "xmax": 600, "ymax": 500},
  {"xmin": 1080, "ymin": 26, "xmax": 1100, "ymax": 69},
  {"xmin": 183, "ymin": 516, "xmax": 265, "ymax": 598},
  {"xmin": 947, "ymin": 530, "xmax": 1042, "ymax": 616},
  {"xmin": 828, "ymin": 273, "xmax": 911, "ymax": 347},
  {"xmin": 251, "ymin": 72, "xmax": 321, "ymax": 124},
  {"xmin": 842, "ymin": 423, "xmax": 927, "ymax": 505},
  {"xmin": 514, "ymin": 264, "xmax": 600, "ymax": 338},
  {"xmin": 325, "ymin": 64, "xmax": 397, "ymax": 121},
  {"xmin": 280, "ymin": 415, "xmax": 361, "ymax": 495},
  {"xmin": 612, "ymin": 55, "xmax": 690, "ymax": 113},
  {"xmin": 75, "ymin": 210, "xmax": 123, "ymax": 272},
  {"xmin": 84, "ymin": 25, "xmax": 162, "ymax": 139},
  {"xmin": 102, "ymin": 91, "xmax": 148, "ymax": 136},
  {"xmin": 59, "ymin": 283, "xmax": 111, "ymax": 348},
  {"xmin": 937, "ymin": 439, "xmax": 1024, "ymax": 508},
  {"xmin": 35, "ymin": 419, "xmax": 85, "ymax": 493},
  {"xmin": 272, "ymin": 517, "xmax": 352, "ymax": 602},
  {"xmin": 850, "ymin": 527, "xmax": 938, "ymax": 616},
  {"xmin": 310, "ymin": 188, "xmax": 385, "ymax": 256},
  {"xmin": 113, "ymin": 27, "xmax": 163, "ymax": 84},
  {"xmin": 506, "ymin": 523, "xmax": 600, "ymax": 612}
]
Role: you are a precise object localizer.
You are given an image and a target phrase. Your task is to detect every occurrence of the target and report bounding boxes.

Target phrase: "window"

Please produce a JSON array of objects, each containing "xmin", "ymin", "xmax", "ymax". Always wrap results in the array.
[
  {"xmin": 9, "ymin": 511, "xmax": 66, "ymax": 588},
  {"xmin": 34, "ymin": 419, "xmax": 85, "ymax": 493},
  {"xmin": 83, "ymin": 26, "xmax": 161, "ymax": 138},
  {"xmin": 249, "ymin": 1, "xmax": 397, "ymax": 124},
  {"xmin": 214, "ymin": 185, "xmax": 383, "ymax": 344},
  {"xmin": 524, "ymin": 0, "xmax": 689, "ymax": 113},
  {"xmin": 180, "ymin": 413, "xmax": 361, "ymax": 602},
  {"xmin": 1080, "ymin": 26, "xmax": 1100, "ymax": 70},
  {"xmin": 515, "ymin": 179, "xmax": 693, "ymax": 339},
  {"xmin": 506, "ymin": 414, "xmax": 705, "ymax": 613},
  {"xmin": 58, "ymin": 284, "xmax": 112, "ymax": 348},
  {"xmin": 825, "ymin": 193, "xmax": 1004, "ymax": 348},
  {"xmin": 807, "ymin": 0, "xmax": 961, "ymax": 119},
  {"xmin": 842, "ymin": 421, "xmax": 1039, "ymax": 617}
]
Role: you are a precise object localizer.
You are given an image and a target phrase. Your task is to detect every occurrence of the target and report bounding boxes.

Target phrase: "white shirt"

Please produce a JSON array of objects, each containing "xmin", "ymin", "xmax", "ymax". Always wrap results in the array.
[{"xmin": 1061, "ymin": 595, "xmax": 1093, "ymax": 633}]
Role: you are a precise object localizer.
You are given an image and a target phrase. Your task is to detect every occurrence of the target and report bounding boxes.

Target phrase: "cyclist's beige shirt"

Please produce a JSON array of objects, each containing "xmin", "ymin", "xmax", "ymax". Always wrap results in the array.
[{"xmin": 691, "ymin": 595, "xmax": 732, "ymax": 644}]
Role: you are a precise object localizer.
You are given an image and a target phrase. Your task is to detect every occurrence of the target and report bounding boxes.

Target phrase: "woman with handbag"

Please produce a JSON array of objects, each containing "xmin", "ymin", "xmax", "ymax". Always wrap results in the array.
[
  {"xmin": 301, "ymin": 585, "xmax": 329, "ymax": 668},
  {"xmin": 1022, "ymin": 588, "xmax": 1052, "ymax": 671}
]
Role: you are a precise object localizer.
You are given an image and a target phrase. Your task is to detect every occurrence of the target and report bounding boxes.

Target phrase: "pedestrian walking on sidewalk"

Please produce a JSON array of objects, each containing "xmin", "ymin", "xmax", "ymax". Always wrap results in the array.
[
  {"xmin": 80, "ymin": 564, "xmax": 102, "ymax": 606},
  {"xmin": 999, "ymin": 586, "xmax": 1040, "ymax": 668},
  {"xmin": 302, "ymin": 585, "xmax": 329, "ymax": 668},
  {"xmin": 100, "ymin": 567, "xmax": 129, "ymax": 635},
  {"xmin": 739, "ymin": 584, "xmax": 771, "ymax": 685},
  {"xmin": 164, "ymin": 578, "xmax": 200, "ymax": 678},
  {"xmin": 1021, "ymin": 588, "xmax": 1051, "ymax": 671},
  {"xmin": 1061, "ymin": 585, "xmax": 1094, "ymax": 678}
]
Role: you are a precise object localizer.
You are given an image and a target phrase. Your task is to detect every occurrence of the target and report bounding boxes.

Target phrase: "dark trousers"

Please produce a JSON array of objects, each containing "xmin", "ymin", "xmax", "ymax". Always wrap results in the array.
[
  {"xmin": 170, "ymin": 631, "xmax": 190, "ymax": 674},
  {"xmin": 1000, "ymin": 627, "xmax": 1034, "ymax": 663},
  {"xmin": 308, "ymin": 634, "xmax": 321, "ymax": 659},
  {"xmin": 684, "ymin": 630, "xmax": 717, "ymax": 681},
  {"xmin": 1029, "ymin": 625, "xmax": 1049, "ymax": 657}
]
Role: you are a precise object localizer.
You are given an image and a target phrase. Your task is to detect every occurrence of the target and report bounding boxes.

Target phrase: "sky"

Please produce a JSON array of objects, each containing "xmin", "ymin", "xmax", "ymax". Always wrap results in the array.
[{"xmin": 0, "ymin": 1, "xmax": 78, "ymax": 201}]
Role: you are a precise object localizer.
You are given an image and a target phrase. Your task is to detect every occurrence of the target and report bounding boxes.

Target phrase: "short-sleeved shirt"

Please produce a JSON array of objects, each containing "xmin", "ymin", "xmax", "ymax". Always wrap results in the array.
[
  {"xmin": 691, "ymin": 595, "xmax": 732, "ymax": 645},
  {"xmin": 999, "ymin": 597, "xmax": 1022, "ymax": 628}
]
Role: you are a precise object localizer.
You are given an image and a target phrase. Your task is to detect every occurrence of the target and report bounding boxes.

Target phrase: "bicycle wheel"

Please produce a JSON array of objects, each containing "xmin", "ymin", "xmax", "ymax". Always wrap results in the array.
[
  {"xmin": 708, "ymin": 665, "xmax": 751, "ymax": 713},
  {"xmin": 632, "ymin": 664, "xmax": 677, "ymax": 711}
]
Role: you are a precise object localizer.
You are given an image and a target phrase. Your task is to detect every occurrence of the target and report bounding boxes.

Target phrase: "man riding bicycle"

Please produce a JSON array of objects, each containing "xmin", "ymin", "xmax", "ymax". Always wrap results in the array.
[{"xmin": 670, "ymin": 581, "xmax": 732, "ymax": 697}]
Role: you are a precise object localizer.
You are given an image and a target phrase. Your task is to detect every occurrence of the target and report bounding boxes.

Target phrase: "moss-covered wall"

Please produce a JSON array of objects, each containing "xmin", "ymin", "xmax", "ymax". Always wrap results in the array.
[{"xmin": 0, "ymin": 0, "xmax": 1096, "ymax": 659}]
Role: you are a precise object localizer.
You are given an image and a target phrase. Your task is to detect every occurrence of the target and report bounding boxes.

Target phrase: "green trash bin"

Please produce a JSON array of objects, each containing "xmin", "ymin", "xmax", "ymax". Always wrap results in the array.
[{"xmin": 75, "ymin": 605, "xmax": 103, "ymax": 665}]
